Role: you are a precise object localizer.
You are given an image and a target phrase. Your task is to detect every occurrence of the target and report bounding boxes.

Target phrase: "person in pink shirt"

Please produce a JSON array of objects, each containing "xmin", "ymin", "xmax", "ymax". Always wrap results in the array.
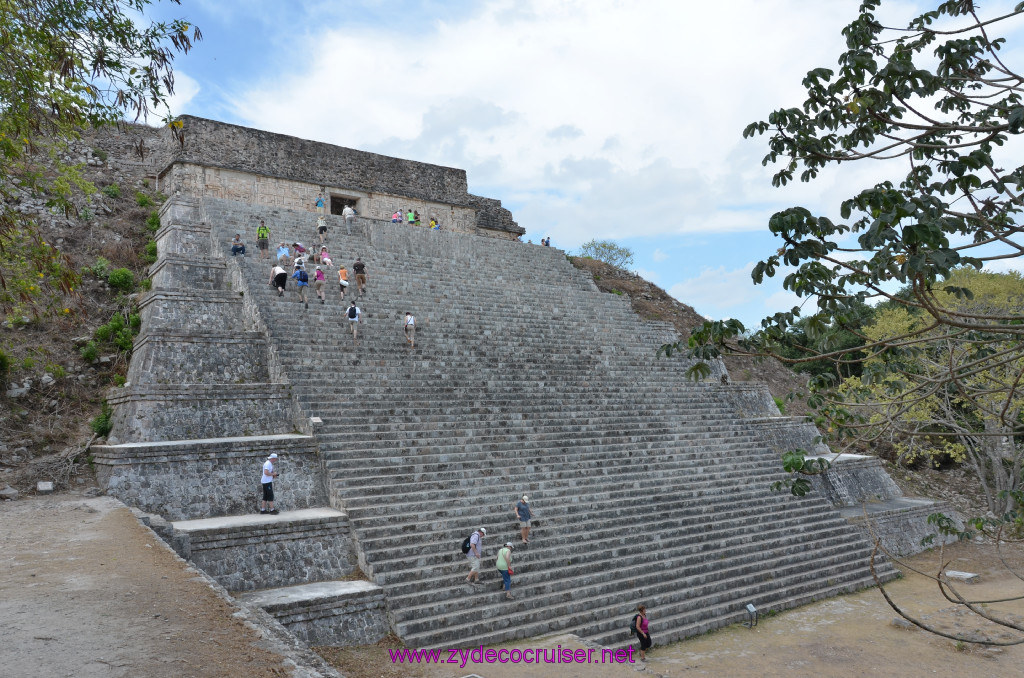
[
  {"xmin": 633, "ymin": 605, "xmax": 652, "ymax": 661},
  {"xmin": 313, "ymin": 266, "xmax": 327, "ymax": 304}
]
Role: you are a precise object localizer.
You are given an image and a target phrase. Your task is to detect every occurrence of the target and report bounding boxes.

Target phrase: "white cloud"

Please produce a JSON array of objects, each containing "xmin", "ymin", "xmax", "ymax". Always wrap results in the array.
[
  {"xmin": 164, "ymin": 70, "xmax": 200, "ymax": 118},
  {"xmin": 668, "ymin": 263, "xmax": 756, "ymax": 313},
  {"xmin": 231, "ymin": 0, "xmax": 857, "ymax": 246},
  {"xmin": 652, "ymin": 249, "xmax": 668, "ymax": 262}
]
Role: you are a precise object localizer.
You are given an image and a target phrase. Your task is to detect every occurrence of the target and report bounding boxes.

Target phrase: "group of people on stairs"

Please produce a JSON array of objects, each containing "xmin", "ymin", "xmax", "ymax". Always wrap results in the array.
[{"xmin": 462, "ymin": 498, "xmax": 655, "ymax": 659}]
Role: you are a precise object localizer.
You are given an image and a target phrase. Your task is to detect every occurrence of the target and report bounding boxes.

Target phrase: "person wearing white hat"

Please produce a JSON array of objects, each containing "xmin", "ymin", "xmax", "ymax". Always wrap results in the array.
[
  {"xmin": 513, "ymin": 495, "xmax": 531, "ymax": 544},
  {"xmin": 465, "ymin": 527, "xmax": 486, "ymax": 585},
  {"xmin": 496, "ymin": 542, "xmax": 514, "ymax": 600},
  {"xmin": 260, "ymin": 453, "xmax": 280, "ymax": 515}
]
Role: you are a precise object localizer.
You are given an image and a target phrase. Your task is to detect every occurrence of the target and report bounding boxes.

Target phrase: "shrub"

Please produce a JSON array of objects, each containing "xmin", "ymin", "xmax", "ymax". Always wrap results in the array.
[
  {"xmin": 112, "ymin": 374, "xmax": 126, "ymax": 387},
  {"xmin": 135, "ymin": 191, "xmax": 154, "ymax": 207},
  {"xmin": 773, "ymin": 396, "xmax": 786, "ymax": 415},
  {"xmin": 139, "ymin": 278, "xmax": 152, "ymax": 291},
  {"xmin": 80, "ymin": 207, "xmax": 94, "ymax": 222},
  {"xmin": 88, "ymin": 257, "xmax": 111, "ymax": 279},
  {"xmin": 114, "ymin": 327, "xmax": 134, "ymax": 351},
  {"xmin": 79, "ymin": 341, "xmax": 98, "ymax": 362},
  {"xmin": 0, "ymin": 349, "xmax": 9, "ymax": 380},
  {"xmin": 94, "ymin": 313, "xmax": 125, "ymax": 342},
  {"xmin": 90, "ymin": 402, "xmax": 113, "ymax": 437},
  {"xmin": 102, "ymin": 183, "xmax": 120, "ymax": 199},
  {"xmin": 107, "ymin": 268, "xmax": 135, "ymax": 291},
  {"xmin": 142, "ymin": 240, "xmax": 157, "ymax": 264},
  {"xmin": 45, "ymin": 363, "xmax": 66, "ymax": 379},
  {"xmin": 91, "ymin": 148, "xmax": 108, "ymax": 162},
  {"xmin": 21, "ymin": 356, "xmax": 34, "ymax": 370},
  {"xmin": 129, "ymin": 313, "xmax": 141, "ymax": 331},
  {"xmin": 145, "ymin": 210, "xmax": 161, "ymax": 232}
]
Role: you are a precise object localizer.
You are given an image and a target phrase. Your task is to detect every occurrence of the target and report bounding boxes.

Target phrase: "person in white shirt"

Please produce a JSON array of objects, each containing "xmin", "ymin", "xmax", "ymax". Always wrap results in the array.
[
  {"xmin": 269, "ymin": 264, "xmax": 287, "ymax": 296},
  {"xmin": 404, "ymin": 312, "xmax": 416, "ymax": 348},
  {"xmin": 342, "ymin": 204, "xmax": 355, "ymax": 234},
  {"xmin": 260, "ymin": 453, "xmax": 280, "ymax": 514},
  {"xmin": 346, "ymin": 301, "xmax": 361, "ymax": 343}
]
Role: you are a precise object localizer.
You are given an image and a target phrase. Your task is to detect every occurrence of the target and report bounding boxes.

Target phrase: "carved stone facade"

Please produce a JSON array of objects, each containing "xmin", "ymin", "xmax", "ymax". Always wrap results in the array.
[{"xmin": 156, "ymin": 116, "xmax": 523, "ymax": 238}]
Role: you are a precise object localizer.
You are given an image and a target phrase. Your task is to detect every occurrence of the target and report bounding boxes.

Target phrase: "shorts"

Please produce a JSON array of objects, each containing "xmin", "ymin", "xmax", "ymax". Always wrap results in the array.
[
  {"xmin": 467, "ymin": 556, "xmax": 480, "ymax": 573},
  {"xmin": 405, "ymin": 325, "xmax": 415, "ymax": 340},
  {"xmin": 519, "ymin": 519, "xmax": 531, "ymax": 527},
  {"xmin": 339, "ymin": 279, "xmax": 349, "ymax": 288},
  {"xmin": 258, "ymin": 238, "xmax": 269, "ymax": 250},
  {"xmin": 314, "ymin": 279, "xmax": 324, "ymax": 291},
  {"xmin": 356, "ymin": 273, "xmax": 366, "ymax": 286},
  {"xmin": 273, "ymin": 273, "xmax": 287, "ymax": 288},
  {"xmin": 318, "ymin": 225, "xmax": 328, "ymax": 234},
  {"xmin": 262, "ymin": 482, "xmax": 274, "ymax": 501}
]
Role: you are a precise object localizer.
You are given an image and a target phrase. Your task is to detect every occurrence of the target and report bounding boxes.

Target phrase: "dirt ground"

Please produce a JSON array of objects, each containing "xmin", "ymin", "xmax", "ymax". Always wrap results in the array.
[
  {"xmin": 318, "ymin": 542, "xmax": 1024, "ymax": 678},
  {"xmin": 0, "ymin": 493, "xmax": 313, "ymax": 678}
]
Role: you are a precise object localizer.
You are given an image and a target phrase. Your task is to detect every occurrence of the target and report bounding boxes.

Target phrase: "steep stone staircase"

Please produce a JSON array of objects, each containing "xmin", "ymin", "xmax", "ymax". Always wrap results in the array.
[{"xmin": 205, "ymin": 196, "xmax": 897, "ymax": 649}]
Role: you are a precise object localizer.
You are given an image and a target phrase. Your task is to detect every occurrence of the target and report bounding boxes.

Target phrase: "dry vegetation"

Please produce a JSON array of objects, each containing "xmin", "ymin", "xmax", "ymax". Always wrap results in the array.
[{"xmin": 1, "ymin": 124, "xmax": 163, "ymax": 495}]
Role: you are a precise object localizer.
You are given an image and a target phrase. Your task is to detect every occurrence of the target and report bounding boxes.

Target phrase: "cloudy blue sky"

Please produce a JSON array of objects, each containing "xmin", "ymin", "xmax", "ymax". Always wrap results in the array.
[{"xmin": 146, "ymin": 0, "xmax": 1024, "ymax": 328}]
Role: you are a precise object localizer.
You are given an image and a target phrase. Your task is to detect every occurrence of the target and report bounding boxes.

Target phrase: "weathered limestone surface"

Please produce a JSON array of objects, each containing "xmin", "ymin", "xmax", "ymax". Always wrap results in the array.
[
  {"xmin": 239, "ymin": 581, "xmax": 390, "ymax": 647},
  {"xmin": 105, "ymin": 383, "xmax": 294, "ymax": 443},
  {"xmin": 156, "ymin": 116, "xmax": 522, "ymax": 237},
  {"xmin": 92, "ymin": 434, "xmax": 326, "ymax": 520},
  {"xmin": 127, "ymin": 332, "xmax": 268, "ymax": 385},
  {"xmin": 149, "ymin": 255, "xmax": 228, "ymax": 291},
  {"xmin": 138, "ymin": 289, "xmax": 248, "ymax": 333},
  {"xmin": 172, "ymin": 509, "xmax": 356, "ymax": 592}
]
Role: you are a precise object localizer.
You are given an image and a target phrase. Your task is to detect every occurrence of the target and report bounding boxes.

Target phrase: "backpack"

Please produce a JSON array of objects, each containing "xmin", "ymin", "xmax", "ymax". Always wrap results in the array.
[
  {"xmin": 348, "ymin": 306, "xmax": 358, "ymax": 319},
  {"xmin": 629, "ymin": 614, "xmax": 640, "ymax": 637},
  {"xmin": 461, "ymin": 534, "xmax": 473, "ymax": 554},
  {"xmin": 297, "ymin": 270, "xmax": 308, "ymax": 283}
]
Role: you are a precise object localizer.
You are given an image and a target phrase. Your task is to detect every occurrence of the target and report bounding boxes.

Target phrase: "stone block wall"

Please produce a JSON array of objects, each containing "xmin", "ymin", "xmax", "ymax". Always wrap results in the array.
[
  {"xmin": 137, "ymin": 289, "xmax": 249, "ymax": 333},
  {"xmin": 716, "ymin": 384, "xmax": 783, "ymax": 420},
  {"xmin": 243, "ymin": 582, "xmax": 391, "ymax": 647},
  {"xmin": 149, "ymin": 255, "xmax": 228, "ymax": 291},
  {"xmin": 842, "ymin": 501, "xmax": 956, "ymax": 557},
  {"xmin": 92, "ymin": 435, "xmax": 327, "ymax": 520},
  {"xmin": 127, "ymin": 332, "xmax": 269, "ymax": 385},
  {"xmin": 165, "ymin": 163, "xmax": 484, "ymax": 236},
  {"xmin": 178, "ymin": 518, "xmax": 356, "ymax": 592},
  {"xmin": 810, "ymin": 454, "xmax": 904, "ymax": 506},
  {"xmin": 156, "ymin": 116, "xmax": 522, "ymax": 237},
  {"xmin": 105, "ymin": 383, "xmax": 295, "ymax": 443}
]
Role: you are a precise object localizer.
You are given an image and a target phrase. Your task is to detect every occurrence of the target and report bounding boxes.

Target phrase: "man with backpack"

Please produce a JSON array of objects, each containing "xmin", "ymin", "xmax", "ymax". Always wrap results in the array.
[
  {"xmin": 346, "ymin": 301, "xmax": 361, "ymax": 343},
  {"xmin": 292, "ymin": 265, "xmax": 310, "ymax": 309},
  {"xmin": 256, "ymin": 219, "xmax": 270, "ymax": 260},
  {"xmin": 463, "ymin": 527, "xmax": 486, "ymax": 585}
]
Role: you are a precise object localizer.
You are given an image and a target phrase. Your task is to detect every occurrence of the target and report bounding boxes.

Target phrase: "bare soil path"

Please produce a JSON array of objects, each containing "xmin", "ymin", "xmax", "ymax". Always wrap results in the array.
[{"xmin": 0, "ymin": 493, "xmax": 333, "ymax": 678}]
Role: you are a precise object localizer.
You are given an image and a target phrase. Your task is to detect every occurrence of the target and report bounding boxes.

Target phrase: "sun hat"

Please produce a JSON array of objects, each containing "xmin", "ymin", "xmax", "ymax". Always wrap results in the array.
[
  {"xmin": 479, "ymin": 527, "xmax": 487, "ymax": 534},
  {"xmin": 269, "ymin": 453, "xmax": 278, "ymax": 459},
  {"xmin": 505, "ymin": 542, "xmax": 514, "ymax": 548}
]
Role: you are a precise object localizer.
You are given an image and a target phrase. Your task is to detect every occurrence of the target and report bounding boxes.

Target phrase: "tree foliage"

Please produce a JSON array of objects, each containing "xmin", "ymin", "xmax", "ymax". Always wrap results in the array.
[
  {"xmin": 577, "ymin": 239, "xmax": 634, "ymax": 269},
  {"xmin": 0, "ymin": 0, "xmax": 201, "ymax": 321},
  {"xmin": 665, "ymin": 0, "xmax": 1024, "ymax": 469},
  {"xmin": 659, "ymin": 0, "xmax": 1024, "ymax": 644}
]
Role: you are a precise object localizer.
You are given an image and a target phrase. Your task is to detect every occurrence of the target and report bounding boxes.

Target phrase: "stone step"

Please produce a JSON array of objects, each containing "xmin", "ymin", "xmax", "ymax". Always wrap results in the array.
[
  {"xmin": 401, "ymin": 537, "xmax": 881, "ymax": 648},
  {"xmin": 373, "ymin": 496, "xmax": 846, "ymax": 594}
]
